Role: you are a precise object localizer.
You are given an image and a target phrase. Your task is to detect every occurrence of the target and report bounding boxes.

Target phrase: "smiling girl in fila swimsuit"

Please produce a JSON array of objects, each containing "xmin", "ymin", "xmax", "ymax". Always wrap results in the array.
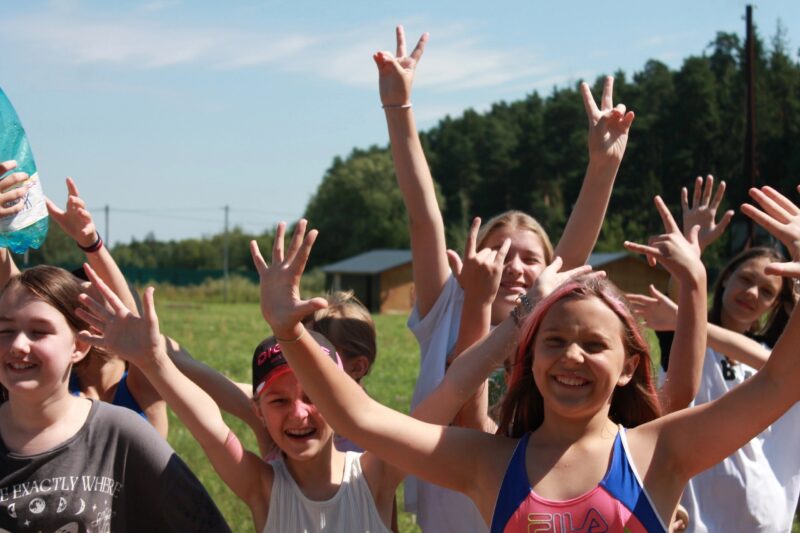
[{"xmin": 247, "ymin": 187, "xmax": 800, "ymax": 532}]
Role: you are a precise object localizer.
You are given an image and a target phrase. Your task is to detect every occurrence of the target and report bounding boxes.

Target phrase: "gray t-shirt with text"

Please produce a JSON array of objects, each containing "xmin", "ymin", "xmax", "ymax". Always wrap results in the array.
[{"xmin": 0, "ymin": 400, "xmax": 230, "ymax": 532}]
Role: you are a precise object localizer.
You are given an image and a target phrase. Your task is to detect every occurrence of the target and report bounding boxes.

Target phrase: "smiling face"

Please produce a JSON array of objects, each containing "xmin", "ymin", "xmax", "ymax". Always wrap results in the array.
[
  {"xmin": 0, "ymin": 285, "xmax": 87, "ymax": 400},
  {"xmin": 720, "ymin": 256, "xmax": 783, "ymax": 334},
  {"xmin": 255, "ymin": 371, "xmax": 334, "ymax": 461},
  {"xmin": 481, "ymin": 226, "xmax": 548, "ymax": 325},
  {"xmin": 531, "ymin": 295, "xmax": 639, "ymax": 421}
]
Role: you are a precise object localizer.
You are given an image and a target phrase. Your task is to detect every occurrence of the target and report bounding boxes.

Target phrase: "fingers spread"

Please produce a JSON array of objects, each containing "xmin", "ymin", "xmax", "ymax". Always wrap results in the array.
[
  {"xmin": 654, "ymin": 196, "xmax": 680, "ymax": 233},
  {"xmin": 77, "ymin": 330, "xmax": 106, "ymax": 347},
  {"xmin": 143, "ymin": 286, "xmax": 158, "ymax": 327},
  {"xmin": 714, "ymin": 210, "xmax": 734, "ymax": 237},
  {"xmin": 66, "ymin": 176, "xmax": 81, "ymax": 197},
  {"xmin": 622, "ymin": 110, "xmax": 635, "ymax": 128},
  {"xmin": 291, "ymin": 227, "xmax": 317, "ymax": 275},
  {"xmin": 565, "ymin": 264, "xmax": 593, "ymax": 278},
  {"xmin": 740, "ymin": 203, "xmax": 781, "ymax": 234},
  {"xmin": 83, "ymin": 263, "xmax": 126, "ymax": 313},
  {"xmin": 765, "ymin": 261, "xmax": 800, "ymax": 279},
  {"xmin": 396, "ymin": 25, "xmax": 406, "ymax": 58},
  {"xmin": 76, "ymin": 294, "xmax": 112, "ymax": 327},
  {"xmin": 710, "ymin": 179, "xmax": 726, "ymax": 210},
  {"xmin": 601, "ymin": 76, "xmax": 614, "ymax": 110},
  {"xmin": 446, "ymin": 249, "xmax": 463, "ymax": 277},
  {"xmin": 495, "ymin": 238, "xmax": 511, "ymax": 266},
  {"xmin": 701, "ymin": 175, "xmax": 714, "ymax": 206},
  {"xmin": 250, "ymin": 240, "xmax": 268, "ymax": 275},
  {"xmin": 580, "ymin": 82, "xmax": 599, "ymax": 118},
  {"xmin": 761, "ymin": 186, "xmax": 799, "ymax": 216},
  {"xmin": 272, "ymin": 222, "xmax": 286, "ymax": 264},
  {"xmin": 748, "ymin": 188, "xmax": 791, "ymax": 222},
  {"xmin": 692, "ymin": 176, "xmax": 703, "ymax": 208},
  {"xmin": 285, "ymin": 219, "xmax": 308, "ymax": 264},
  {"xmin": 626, "ymin": 294, "xmax": 658, "ymax": 305},
  {"xmin": 44, "ymin": 197, "xmax": 62, "ymax": 217},
  {"xmin": 409, "ymin": 32, "xmax": 429, "ymax": 62},
  {"xmin": 465, "ymin": 217, "xmax": 480, "ymax": 257}
]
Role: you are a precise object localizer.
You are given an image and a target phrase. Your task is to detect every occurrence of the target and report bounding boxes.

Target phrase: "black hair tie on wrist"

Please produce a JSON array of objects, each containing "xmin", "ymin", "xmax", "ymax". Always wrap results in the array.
[{"xmin": 78, "ymin": 234, "xmax": 103, "ymax": 253}]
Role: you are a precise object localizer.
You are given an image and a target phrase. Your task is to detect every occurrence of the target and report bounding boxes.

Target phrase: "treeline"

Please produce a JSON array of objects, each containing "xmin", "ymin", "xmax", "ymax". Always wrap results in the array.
[
  {"xmin": 16, "ymin": 25, "xmax": 800, "ymax": 276},
  {"xmin": 305, "ymin": 26, "xmax": 800, "ymax": 269},
  {"xmin": 19, "ymin": 224, "xmax": 274, "ymax": 283}
]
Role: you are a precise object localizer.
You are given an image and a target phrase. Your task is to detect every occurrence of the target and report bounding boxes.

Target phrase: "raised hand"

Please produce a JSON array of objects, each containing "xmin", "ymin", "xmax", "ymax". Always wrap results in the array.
[
  {"xmin": 624, "ymin": 196, "xmax": 704, "ymax": 282},
  {"xmin": 0, "ymin": 160, "xmax": 30, "ymax": 218},
  {"xmin": 627, "ymin": 285, "xmax": 678, "ymax": 331},
  {"xmin": 373, "ymin": 25, "xmax": 428, "ymax": 107},
  {"xmin": 526, "ymin": 256, "xmax": 596, "ymax": 303},
  {"xmin": 250, "ymin": 220, "xmax": 328, "ymax": 338},
  {"xmin": 581, "ymin": 77, "xmax": 635, "ymax": 166},
  {"xmin": 446, "ymin": 217, "xmax": 509, "ymax": 305},
  {"xmin": 742, "ymin": 185, "xmax": 800, "ymax": 278},
  {"xmin": 681, "ymin": 175, "xmax": 733, "ymax": 252},
  {"xmin": 45, "ymin": 177, "xmax": 98, "ymax": 248},
  {"xmin": 76, "ymin": 264, "xmax": 161, "ymax": 365}
]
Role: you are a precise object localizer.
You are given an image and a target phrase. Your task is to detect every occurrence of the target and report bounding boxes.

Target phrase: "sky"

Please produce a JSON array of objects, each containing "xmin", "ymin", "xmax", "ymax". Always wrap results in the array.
[{"xmin": 1, "ymin": 0, "xmax": 798, "ymax": 246}]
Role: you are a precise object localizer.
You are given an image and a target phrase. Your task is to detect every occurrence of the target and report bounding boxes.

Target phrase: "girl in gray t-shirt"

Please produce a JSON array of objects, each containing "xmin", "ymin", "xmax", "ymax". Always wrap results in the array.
[{"xmin": 0, "ymin": 265, "xmax": 228, "ymax": 532}]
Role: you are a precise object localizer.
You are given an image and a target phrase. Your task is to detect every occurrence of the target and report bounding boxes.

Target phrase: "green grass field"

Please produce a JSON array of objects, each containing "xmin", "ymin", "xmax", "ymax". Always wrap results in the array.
[{"xmin": 157, "ymin": 301, "xmax": 422, "ymax": 533}]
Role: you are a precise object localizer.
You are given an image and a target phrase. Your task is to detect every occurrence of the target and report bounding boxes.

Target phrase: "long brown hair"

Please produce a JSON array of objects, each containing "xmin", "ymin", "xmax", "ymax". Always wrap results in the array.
[
  {"xmin": 497, "ymin": 276, "xmax": 661, "ymax": 438},
  {"xmin": 709, "ymin": 247, "xmax": 796, "ymax": 346}
]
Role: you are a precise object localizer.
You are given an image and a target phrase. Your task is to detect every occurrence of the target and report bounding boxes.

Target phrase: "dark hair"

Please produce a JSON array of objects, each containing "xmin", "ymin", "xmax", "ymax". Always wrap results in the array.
[
  {"xmin": 497, "ymin": 276, "xmax": 662, "ymax": 438},
  {"xmin": 709, "ymin": 247, "xmax": 796, "ymax": 346}
]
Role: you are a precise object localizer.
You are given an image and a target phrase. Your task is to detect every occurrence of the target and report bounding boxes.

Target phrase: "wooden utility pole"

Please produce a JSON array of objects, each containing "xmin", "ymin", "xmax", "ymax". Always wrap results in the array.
[
  {"xmin": 743, "ymin": 4, "xmax": 757, "ymax": 247},
  {"xmin": 223, "ymin": 205, "xmax": 229, "ymax": 302}
]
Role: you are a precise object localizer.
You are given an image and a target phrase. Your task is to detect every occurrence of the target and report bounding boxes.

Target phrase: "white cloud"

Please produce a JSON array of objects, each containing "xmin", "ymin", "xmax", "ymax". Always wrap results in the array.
[
  {"xmin": 5, "ymin": 12, "xmax": 317, "ymax": 70},
  {"xmin": 280, "ymin": 22, "xmax": 557, "ymax": 94},
  {"xmin": 5, "ymin": 11, "xmax": 556, "ymax": 94}
]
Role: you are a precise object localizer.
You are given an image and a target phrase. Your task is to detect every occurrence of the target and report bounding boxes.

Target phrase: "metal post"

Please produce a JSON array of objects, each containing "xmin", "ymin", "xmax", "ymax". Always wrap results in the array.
[
  {"xmin": 743, "ymin": 4, "xmax": 757, "ymax": 249},
  {"xmin": 104, "ymin": 205, "xmax": 110, "ymax": 247},
  {"xmin": 223, "ymin": 205, "xmax": 229, "ymax": 302}
]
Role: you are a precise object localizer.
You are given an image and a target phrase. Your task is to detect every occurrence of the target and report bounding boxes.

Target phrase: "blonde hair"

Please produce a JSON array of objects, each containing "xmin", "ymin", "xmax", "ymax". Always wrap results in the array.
[
  {"xmin": 306, "ymin": 291, "xmax": 377, "ymax": 370},
  {"xmin": 476, "ymin": 210, "xmax": 554, "ymax": 264}
]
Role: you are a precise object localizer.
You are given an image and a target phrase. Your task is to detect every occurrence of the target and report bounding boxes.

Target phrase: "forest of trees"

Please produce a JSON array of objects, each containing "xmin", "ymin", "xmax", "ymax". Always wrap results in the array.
[
  {"xmin": 17, "ymin": 24, "xmax": 800, "ymax": 280},
  {"xmin": 305, "ymin": 25, "xmax": 800, "ymax": 270}
]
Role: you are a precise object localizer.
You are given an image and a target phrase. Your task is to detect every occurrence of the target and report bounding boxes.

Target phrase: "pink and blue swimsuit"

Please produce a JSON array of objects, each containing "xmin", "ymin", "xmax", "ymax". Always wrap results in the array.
[{"xmin": 491, "ymin": 428, "xmax": 668, "ymax": 533}]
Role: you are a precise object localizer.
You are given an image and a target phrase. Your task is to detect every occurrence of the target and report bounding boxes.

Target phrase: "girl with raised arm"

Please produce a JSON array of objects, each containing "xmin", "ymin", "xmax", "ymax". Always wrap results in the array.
[
  {"xmin": 76, "ymin": 222, "xmax": 406, "ymax": 533},
  {"xmin": 375, "ymin": 26, "xmax": 635, "ymax": 530},
  {"xmin": 0, "ymin": 171, "xmax": 168, "ymax": 436},
  {"xmin": 47, "ymin": 177, "xmax": 168, "ymax": 436},
  {"xmin": 248, "ymin": 197, "xmax": 800, "ymax": 532},
  {"xmin": 0, "ymin": 265, "xmax": 228, "ymax": 531},
  {"xmin": 630, "ymin": 180, "xmax": 800, "ymax": 532}
]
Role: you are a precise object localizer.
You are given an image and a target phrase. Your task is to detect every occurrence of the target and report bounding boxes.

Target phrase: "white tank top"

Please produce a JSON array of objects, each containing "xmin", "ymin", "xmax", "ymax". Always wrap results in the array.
[{"xmin": 264, "ymin": 451, "xmax": 391, "ymax": 533}]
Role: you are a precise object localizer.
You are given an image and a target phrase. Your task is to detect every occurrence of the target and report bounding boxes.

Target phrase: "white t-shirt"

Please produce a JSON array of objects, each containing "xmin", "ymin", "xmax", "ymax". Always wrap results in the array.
[
  {"xmin": 681, "ymin": 346, "xmax": 800, "ymax": 533},
  {"xmin": 406, "ymin": 275, "xmax": 488, "ymax": 533}
]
